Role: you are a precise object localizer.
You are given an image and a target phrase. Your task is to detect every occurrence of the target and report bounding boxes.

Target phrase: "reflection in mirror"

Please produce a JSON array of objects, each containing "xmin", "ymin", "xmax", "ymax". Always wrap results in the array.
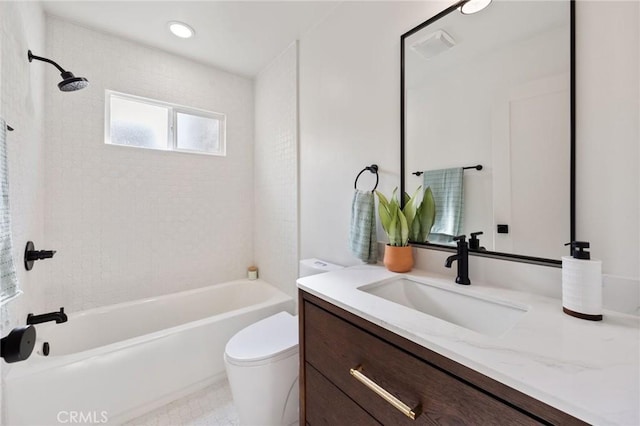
[{"xmin": 401, "ymin": 0, "xmax": 573, "ymax": 264}]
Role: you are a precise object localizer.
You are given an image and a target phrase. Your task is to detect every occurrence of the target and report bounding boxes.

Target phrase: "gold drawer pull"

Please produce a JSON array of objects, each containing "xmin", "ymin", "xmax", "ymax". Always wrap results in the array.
[{"xmin": 349, "ymin": 366, "xmax": 422, "ymax": 420}]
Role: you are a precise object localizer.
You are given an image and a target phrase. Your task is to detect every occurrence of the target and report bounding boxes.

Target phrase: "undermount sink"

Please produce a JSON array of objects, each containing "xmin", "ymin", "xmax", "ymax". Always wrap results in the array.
[{"xmin": 359, "ymin": 278, "xmax": 528, "ymax": 337}]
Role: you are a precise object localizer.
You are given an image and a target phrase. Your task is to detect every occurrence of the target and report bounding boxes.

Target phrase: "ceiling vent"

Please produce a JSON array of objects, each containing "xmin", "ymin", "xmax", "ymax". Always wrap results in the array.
[{"xmin": 410, "ymin": 29, "xmax": 456, "ymax": 59}]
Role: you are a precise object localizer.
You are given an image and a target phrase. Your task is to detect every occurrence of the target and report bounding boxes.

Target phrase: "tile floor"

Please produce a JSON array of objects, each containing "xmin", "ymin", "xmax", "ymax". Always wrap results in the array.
[{"xmin": 125, "ymin": 379, "xmax": 240, "ymax": 426}]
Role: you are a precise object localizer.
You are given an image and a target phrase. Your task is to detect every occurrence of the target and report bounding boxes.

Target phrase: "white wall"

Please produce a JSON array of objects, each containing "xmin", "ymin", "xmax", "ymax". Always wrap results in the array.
[
  {"xmin": 43, "ymin": 17, "xmax": 255, "ymax": 312},
  {"xmin": 0, "ymin": 1, "xmax": 46, "ymax": 421},
  {"xmin": 300, "ymin": 1, "xmax": 440, "ymax": 267},
  {"xmin": 575, "ymin": 1, "xmax": 639, "ymax": 280},
  {"xmin": 254, "ymin": 42, "xmax": 299, "ymax": 299},
  {"xmin": 299, "ymin": 1, "xmax": 639, "ymax": 290}
]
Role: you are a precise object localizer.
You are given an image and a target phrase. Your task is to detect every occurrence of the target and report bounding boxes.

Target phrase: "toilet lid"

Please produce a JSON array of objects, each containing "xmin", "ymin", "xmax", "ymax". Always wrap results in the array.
[{"xmin": 225, "ymin": 312, "xmax": 298, "ymax": 364}]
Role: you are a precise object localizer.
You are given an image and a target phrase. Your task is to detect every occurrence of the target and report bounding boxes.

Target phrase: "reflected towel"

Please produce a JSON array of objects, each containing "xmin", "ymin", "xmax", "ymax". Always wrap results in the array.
[
  {"xmin": 422, "ymin": 167, "xmax": 464, "ymax": 243},
  {"xmin": 0, "ymin": 118, "xmax": 19, "ymax": 303},
  {"xmin": 349, "ymin": 189, "xmax": 377, "ymax": 264}
]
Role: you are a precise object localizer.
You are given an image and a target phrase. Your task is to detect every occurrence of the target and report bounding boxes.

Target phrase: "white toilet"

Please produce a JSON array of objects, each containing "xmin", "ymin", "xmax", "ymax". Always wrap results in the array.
[{"xmin": 224, "ymin": 259, "xmax": 343, "ymax": 426}]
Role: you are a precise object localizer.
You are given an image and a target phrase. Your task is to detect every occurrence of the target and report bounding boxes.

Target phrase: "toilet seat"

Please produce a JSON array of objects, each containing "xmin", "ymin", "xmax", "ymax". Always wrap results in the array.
[{"xmin": 224, "ymin": 312, "xmax": 298, "ymax": 367}]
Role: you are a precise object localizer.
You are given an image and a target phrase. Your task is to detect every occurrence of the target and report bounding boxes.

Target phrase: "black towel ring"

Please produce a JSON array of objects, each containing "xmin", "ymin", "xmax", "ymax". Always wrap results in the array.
[{"xmin": 354, "ymin": 164, "xmax": 379, "ymax": 192}]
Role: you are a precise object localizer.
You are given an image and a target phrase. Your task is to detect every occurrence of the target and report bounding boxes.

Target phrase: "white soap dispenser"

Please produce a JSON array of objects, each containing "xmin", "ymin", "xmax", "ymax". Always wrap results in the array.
[{"xmin": 562, "ymin": 241, "xmax": 603, "ymax": 321}]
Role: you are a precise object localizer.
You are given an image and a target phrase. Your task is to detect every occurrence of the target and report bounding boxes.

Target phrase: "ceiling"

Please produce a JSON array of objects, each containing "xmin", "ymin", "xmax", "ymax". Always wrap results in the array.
[{"xmin": 42, "ymin": 1, "xmax": 340, "ymax": 77}]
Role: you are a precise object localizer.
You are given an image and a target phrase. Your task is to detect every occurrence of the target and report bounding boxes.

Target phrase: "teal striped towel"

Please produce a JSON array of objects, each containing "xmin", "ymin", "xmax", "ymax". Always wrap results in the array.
[
  {"xmin": 349, "ymin": 189, "xmax": 377, "ymax": 263},
  {"xmin": 422, "ymin": 168, "xmax": 464, "ymax": 243}
]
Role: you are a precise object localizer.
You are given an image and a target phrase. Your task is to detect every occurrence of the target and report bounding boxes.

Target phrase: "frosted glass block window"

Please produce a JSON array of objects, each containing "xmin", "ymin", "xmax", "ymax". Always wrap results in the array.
[
  {"xmin": 105, "ymin": 90, "xmax": 226, "ymax": 156},
  {"xmin": 176, "ymin": 111, "xmax": 224, "ymax": 155},
  {"xmin": 109, "ymin": 96, "xmax": 169, "ymax": 150}
]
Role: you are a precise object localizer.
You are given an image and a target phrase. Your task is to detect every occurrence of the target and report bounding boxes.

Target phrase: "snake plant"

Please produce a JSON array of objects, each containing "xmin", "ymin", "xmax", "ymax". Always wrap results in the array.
[{"xmin": 375, "ymin": 186, "xmax": 436, "ymax": 246}]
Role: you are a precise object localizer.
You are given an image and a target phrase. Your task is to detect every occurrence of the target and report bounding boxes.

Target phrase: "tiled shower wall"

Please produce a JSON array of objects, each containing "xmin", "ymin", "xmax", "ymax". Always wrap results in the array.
[
  {"xmin": 0, "ymin": 2, "xmax": 46, "ymax": 422},
  {"xmin": 0, "ymin": 2, "xmax": 47, "ymax": 332},
  {"xmin": 254, "ymin": 43, "xmax": 298, "ymax": 300},
  {"xmin": 43, "ymin": 17, "xmax": 255, "ymax": 312}
]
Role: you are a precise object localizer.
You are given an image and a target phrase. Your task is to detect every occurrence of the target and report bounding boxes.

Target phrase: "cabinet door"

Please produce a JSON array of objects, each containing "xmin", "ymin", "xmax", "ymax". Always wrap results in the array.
[
  {"xmin": 306, "ymin": 363, "xmax": 380, "ymax": 426},
  {"xmin": 304, "ymin": 301, "xmax": 541, "ymax": 425}
]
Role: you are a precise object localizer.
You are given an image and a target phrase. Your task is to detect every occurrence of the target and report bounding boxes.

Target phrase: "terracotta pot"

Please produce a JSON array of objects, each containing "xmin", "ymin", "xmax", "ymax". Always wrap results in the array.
[{"xmin": 383, "ymin": 245, "xmax": 414, "ymax": 273}]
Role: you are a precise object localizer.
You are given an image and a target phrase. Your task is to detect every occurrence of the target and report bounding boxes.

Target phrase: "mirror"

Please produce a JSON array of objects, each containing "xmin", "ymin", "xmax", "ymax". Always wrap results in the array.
[{"xmin": 401, "ymin": 0, "xmax": 574, "ymax": 265}]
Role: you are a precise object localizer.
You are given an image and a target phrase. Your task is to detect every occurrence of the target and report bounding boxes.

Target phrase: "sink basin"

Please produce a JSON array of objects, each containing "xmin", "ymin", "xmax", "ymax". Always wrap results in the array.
[{"xmin": 359, "ymin": 278, "xmax": 528, "ymax": 337}]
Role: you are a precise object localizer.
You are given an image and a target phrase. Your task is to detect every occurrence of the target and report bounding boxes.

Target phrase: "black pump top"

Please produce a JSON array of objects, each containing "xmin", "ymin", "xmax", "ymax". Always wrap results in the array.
[
  {"xmin": 469, "ymin": 231, "xmax": 483, "ymax": 250},
  {"xmin": 565, "ymin": 241, "xmax": 591, "ymax": 260}
]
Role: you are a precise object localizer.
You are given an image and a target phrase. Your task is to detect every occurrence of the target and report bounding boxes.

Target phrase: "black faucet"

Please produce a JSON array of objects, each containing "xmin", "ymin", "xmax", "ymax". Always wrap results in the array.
[
  {"xmin": 445, "ymin": 235, "xmax": 471, "ymax": 285},
  {"xmin": 27, "ymin": 308, "xmax": 68, "ymax": 325}
]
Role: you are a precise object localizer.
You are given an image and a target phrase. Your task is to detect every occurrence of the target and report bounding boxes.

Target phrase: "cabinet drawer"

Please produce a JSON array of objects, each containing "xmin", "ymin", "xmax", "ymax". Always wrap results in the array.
[
  {"xmin": 306, "ymin": 363, "xmax": 380, "ymax": 425},
  {"xmin": 304, "ymin": 301, "xmax": 540, "ymax": 425}
]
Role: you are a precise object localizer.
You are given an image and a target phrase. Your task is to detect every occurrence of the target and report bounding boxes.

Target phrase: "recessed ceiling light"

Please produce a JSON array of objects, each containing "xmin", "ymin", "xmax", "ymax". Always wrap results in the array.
[
  {"xmin": 168, "ymin": 21, "xmax": 195, "ymax": 39},
  {"xmin": 459, "ymin": 0, "xmax": 492, "ymax": 15}
]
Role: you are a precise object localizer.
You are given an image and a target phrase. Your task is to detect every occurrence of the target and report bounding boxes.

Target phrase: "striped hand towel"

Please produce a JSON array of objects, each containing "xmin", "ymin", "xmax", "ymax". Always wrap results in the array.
[
  {"xmin": 349, "ymin": 189, "xmax": 377, "ymax": 264},
  {"xmin": 0, "ymin": 118, "xmax": 19, "ymax": 303},
  {"xmin": 422, "ymin": 167, "xmax": 464, "ymax": 243}
]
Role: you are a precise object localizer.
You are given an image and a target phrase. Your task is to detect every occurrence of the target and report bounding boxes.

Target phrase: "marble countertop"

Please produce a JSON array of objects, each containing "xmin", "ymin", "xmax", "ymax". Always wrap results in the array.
[{"xmin": 297, "ymin": 265, "xmax": 640, "ymax": 425}]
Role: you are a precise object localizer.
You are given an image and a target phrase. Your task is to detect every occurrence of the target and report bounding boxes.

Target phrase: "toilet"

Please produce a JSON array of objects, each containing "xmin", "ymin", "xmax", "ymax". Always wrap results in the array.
[{"xmin": 224, "ymin": 259, "xmax": 343, "ymax": 426}]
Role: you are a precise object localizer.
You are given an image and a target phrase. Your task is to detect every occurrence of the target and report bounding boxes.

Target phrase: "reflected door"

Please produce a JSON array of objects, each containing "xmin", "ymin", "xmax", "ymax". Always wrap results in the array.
[{"xmin": 492, "ymin": 74, "xmax": 570, "ymax": 258}]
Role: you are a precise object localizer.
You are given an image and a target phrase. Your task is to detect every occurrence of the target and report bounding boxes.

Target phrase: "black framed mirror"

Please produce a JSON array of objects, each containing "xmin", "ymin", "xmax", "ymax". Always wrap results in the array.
[{"xmin": 400, "ymin": 0, "xmax": 575, "ymax": 267}]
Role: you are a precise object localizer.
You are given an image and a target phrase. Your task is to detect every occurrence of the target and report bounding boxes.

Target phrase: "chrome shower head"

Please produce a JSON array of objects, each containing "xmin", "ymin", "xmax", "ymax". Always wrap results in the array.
[{"xmin": 28, "ymin": 50, "xmax": 89, "ymax": 92}]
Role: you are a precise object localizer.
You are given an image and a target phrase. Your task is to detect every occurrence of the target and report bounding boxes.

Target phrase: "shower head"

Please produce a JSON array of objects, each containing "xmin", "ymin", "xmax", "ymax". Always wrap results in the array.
[
  {"xmin": 58, "ymin": 71, "xmax": 89, "ymax": 92},
  {"xmin": 27, "ymin": 50, "xmax": 89, "ymax": 92}
]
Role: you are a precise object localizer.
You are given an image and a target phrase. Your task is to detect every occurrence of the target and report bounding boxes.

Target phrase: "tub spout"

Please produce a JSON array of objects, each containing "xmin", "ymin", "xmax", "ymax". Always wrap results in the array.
[{"xmin": 27, "ymin": 307, "xmax": 68, "ymax": 325}]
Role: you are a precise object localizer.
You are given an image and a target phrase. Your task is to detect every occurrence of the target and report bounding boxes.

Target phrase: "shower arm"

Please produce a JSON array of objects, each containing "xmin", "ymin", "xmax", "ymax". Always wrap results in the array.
[{"xmin": 28, "ymin": 51, "xmax": 66, "ymax": 73}]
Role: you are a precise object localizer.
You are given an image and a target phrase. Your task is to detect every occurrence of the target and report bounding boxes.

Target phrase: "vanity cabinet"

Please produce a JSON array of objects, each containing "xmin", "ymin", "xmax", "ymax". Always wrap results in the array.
[{"xmin": 299, "ymin": 290, "xmax": 587, "ymax": 426}]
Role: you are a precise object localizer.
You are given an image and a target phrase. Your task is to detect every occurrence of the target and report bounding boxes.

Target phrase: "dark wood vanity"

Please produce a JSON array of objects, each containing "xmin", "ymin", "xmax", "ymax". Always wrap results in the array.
[{"xmin": 299, "ymin": 290, "xmax": 587, "ymax": 425}]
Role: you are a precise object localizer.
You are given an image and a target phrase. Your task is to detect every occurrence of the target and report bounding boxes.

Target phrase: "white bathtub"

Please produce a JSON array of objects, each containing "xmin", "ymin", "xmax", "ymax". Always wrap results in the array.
[{"xmin": 4, "ymin": 279, "xmax": 294, "ymax": 425}]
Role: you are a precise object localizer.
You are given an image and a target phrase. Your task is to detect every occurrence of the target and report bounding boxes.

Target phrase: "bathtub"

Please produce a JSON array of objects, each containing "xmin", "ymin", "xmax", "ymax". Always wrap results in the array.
[{"xmin": 4, "ymin": 279, "xmax": 294, "ymax": 425}]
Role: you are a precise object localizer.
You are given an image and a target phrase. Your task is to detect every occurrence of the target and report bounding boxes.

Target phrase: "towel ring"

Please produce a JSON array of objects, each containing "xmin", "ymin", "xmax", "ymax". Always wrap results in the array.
[{"xmin": 354, "ymin": 164, "xmax": 379, "ymax": 192}]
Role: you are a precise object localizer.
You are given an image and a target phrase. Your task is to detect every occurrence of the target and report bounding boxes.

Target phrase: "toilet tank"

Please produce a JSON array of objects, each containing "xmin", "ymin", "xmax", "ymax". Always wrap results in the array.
[{"xmin": 299, "ymin": 258, "xmax": 343, "ymax": 278}]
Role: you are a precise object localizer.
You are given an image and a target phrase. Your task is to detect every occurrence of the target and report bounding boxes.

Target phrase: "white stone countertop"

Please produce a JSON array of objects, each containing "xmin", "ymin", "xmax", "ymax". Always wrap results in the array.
[{"xmin": 297, "ymin": 265, "xmax": 640, "ymax": 426}]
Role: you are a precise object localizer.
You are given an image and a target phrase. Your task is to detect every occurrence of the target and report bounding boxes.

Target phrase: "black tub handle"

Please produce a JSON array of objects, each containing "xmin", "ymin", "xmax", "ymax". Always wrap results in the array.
[{"xmin": 1, "ymin": 325, "xmax": 36, "ymax": 363}]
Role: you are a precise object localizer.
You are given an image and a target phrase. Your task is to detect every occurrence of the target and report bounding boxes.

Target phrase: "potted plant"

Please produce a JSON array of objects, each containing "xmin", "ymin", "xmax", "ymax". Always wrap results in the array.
[{"xmin": 375, "ymin": 186, "xmax": 435, "ymax": 272}]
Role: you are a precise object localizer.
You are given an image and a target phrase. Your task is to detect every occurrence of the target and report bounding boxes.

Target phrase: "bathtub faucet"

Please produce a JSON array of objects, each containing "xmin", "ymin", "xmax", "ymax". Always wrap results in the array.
[{"xmin": 27, "ymin": 307, "xmax": 68, "ymax": 325}]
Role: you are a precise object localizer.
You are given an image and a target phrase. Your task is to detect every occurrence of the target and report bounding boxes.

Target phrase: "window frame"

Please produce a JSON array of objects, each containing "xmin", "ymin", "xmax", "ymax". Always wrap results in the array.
[{"xmin": 104, "ymin": 90, "xmax": 226, "ymax": 156}]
